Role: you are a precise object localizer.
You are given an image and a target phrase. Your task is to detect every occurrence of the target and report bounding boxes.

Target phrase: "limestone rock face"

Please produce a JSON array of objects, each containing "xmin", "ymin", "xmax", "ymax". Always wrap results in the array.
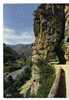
[
  {"xmin": 64, "ymin": 5, "xmax": 69, "ymax": 62},
  {"xmin": 31, "ymin": 4, "xmax": 65, "ymax": 96},
  {"xmin": 64, "ymin": 5, "xmax": 69, "ymax": 42},
  {"xmin": 33, "ymin": 4, "xmax": 65, "ymax": 64}
]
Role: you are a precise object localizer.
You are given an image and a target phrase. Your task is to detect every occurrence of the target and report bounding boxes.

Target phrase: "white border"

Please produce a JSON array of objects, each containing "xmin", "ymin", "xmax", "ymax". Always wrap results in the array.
[
  {"xmin": 0, "ymin": 0, "xmax": 69, "ymax": 100},
  {"xmin": 2, "ymin": 0, "xmax": 69, "ymax": 3},
  {"xmin": 0, "ymin": 2, "xmax": 3, "ymax": 99}
]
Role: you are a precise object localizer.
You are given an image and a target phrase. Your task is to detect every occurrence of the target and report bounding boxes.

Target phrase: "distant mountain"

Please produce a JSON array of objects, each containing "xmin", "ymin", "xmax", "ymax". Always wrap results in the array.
[
  {"xmin": 3, "ymin": 43, "xmax": 18, "ymax": 63},
  {"xmin": 8, "ymin": 44, "xmax": 32, "ymax": 57}
]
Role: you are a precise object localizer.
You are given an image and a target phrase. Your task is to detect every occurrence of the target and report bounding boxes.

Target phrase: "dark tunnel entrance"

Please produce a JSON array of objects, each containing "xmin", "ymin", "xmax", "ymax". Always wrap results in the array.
[{"xmin": 55, "ymin": 69, "xmax": 66, "ymax": 97}]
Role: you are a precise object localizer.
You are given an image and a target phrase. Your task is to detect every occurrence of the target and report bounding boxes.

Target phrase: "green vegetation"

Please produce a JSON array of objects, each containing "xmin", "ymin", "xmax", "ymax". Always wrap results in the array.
[
  {"xmin": 36, "ymin": 59, "xmax": 55, "ymax": 97},
  {"xmin": 4, "ymin": 43, "xmax": 20, "ymax": 72},
  {"xmin": 4, "ymin": 44, "xmax": 18, "ymax": 64},
  {"xmin": 4, "ymin": 44, "xmax": 32, "ymax": 73},
  {"xmin": 19, "ymin": 58, "xmax": 55, "ymax": 97},
  {"xmin": 4, "ymin": 67, "xmax": 31, "ymax": 97},
  {"xmin": 4, "ymin": 43, "xmax": 32, "ymax": 97},
  {"xmin": 37, "ymin": 74, "xmax": 55, "ymax": 97}
]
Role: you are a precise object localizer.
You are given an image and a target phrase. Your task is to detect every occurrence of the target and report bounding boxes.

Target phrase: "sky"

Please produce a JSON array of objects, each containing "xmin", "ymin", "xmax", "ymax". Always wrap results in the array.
[{"xmin": 3, "ymin": 4, "xmax": 39, "ymax": 45}]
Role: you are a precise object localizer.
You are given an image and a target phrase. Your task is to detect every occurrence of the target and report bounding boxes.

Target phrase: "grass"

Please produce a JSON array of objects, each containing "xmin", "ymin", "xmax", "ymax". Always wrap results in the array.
[{"xmin": 37, "ymin": 74, "xmax": 55, "ymax": 97}]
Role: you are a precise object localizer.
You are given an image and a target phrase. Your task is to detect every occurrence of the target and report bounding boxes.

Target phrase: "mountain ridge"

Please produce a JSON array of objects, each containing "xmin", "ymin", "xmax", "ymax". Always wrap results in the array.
[{"xmin": 7, "ymin": 44, "xmax": 32, "ymax": 57}]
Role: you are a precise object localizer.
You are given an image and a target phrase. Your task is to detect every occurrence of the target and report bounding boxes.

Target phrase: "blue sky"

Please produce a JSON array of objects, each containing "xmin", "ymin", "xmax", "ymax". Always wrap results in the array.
[{"xmin": 3, "ymin": 4, "xmax": 39, "ymax": 45}]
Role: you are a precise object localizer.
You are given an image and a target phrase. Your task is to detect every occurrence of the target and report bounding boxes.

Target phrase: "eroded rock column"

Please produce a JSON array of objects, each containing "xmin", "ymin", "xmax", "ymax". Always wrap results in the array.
[{"xmin": 31, "ymin": 4, "xmax": 65, "ymax": 97}]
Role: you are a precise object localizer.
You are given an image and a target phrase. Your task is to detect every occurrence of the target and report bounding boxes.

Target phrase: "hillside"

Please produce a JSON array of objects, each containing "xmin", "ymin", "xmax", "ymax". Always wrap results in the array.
[
  {"xmin": 8, "ymin": 44, "xmax": 32, "ymax": 57},
  {"xmin": 4, "ymin": 43, "xmax": 18, "ymax": 64}
]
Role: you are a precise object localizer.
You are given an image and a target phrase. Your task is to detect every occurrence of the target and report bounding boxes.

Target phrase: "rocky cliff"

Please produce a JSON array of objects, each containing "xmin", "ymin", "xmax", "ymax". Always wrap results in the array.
[
  {"xmin": 20, "ymin": 4, "xmax": 69, "ymax": 97},
  {"xmin": 33, "ymin": 4, "xmax": 66, "ymax": 63},
  {"xmin": 31, "ymin": 4, "xmax": 66, "ymax": 97},
  {"xmin": 64, "ymin": 5, "xmax": 69, "ymax": 63}
]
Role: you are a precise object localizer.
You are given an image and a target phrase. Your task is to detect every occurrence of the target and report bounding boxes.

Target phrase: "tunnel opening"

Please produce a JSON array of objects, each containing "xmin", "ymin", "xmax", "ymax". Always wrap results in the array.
[{"xmin": 55, "ymin": 69, "xmax": 66, "ymax": 97}]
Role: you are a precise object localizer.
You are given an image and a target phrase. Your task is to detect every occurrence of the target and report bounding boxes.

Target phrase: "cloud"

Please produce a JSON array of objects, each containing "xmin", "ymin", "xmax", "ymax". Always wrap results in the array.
[{"xmin": 3, "ymin": 28, "xmax": 35, "ymax": 45}]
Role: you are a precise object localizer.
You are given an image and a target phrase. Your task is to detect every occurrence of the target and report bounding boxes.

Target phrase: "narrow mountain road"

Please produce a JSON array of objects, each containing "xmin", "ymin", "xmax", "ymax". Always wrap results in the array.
[{"xmin": 5, "ymin": 65, "xmax": 29, "ymax": 80}]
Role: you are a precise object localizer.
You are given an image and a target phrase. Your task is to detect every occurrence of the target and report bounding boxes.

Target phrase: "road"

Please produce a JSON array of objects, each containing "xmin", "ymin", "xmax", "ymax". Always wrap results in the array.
[{"xmin": 5, "ymin": 65, "xmax": 29, "ymax": 80}]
